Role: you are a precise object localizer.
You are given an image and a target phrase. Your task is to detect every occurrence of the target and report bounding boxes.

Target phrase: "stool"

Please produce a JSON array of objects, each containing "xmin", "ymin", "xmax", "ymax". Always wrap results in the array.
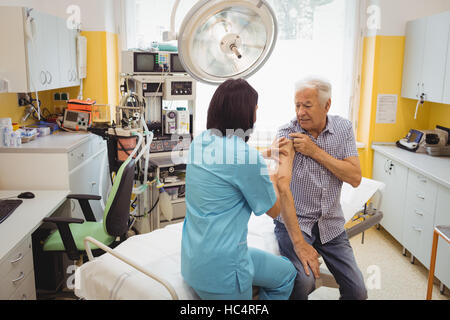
[{"xmin": 426, "ymin": 225, "xmax": 450, "ymax": 300}]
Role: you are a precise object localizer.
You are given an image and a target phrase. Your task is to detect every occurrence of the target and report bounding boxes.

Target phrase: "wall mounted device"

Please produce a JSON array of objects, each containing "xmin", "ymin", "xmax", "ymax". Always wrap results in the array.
[{"xmin": 77, "ymin": 35, "xmax": 87, "ymax": 79}]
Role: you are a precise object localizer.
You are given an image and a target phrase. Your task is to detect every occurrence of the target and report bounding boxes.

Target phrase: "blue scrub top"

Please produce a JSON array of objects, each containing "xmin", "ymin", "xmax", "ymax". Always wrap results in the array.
[{"xmin": 181, "ymin": 130, "xmax": 277, "ymax": 294}]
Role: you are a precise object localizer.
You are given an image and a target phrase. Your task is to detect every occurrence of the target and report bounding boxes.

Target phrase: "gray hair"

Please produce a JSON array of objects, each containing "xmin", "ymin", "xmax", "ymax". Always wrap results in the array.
[{"xmin": 294, "ymin": 76, "xmax": 332, "ymax": 107}]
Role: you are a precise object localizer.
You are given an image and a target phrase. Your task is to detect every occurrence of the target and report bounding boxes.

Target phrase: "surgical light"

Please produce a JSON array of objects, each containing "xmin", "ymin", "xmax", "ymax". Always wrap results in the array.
[{"xmin": 164, "ymin": 0, "xmax": 278, "ymax": 85}]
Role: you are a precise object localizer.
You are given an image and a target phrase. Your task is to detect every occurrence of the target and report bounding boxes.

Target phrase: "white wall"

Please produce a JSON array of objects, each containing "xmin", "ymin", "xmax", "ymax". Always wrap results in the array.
[
  {"xmin": 367, "ymin": 0, "xmax": 450, "ymax": 36},
  {"xmin": 0, "ymin": 0, "xmax": 117, "ymax": 32}
]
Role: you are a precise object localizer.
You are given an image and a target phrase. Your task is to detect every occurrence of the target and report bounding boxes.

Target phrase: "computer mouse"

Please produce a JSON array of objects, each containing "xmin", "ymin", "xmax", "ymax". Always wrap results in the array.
[{"xmin": 17, "ymin": 192, "xmax": 35, "ymax": 199}]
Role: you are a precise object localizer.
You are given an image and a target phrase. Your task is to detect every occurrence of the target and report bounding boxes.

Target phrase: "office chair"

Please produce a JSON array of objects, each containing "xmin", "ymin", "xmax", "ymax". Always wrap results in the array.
[{"xmin": 41, "ymin": 158, "xmax": 136, "ymax": 262}]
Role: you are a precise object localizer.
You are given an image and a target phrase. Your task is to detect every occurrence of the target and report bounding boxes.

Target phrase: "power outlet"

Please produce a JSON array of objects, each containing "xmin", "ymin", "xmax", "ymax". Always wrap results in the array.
[{"xmin": 17, "ymin": 93, "xmax": 31, "ymax": 106}]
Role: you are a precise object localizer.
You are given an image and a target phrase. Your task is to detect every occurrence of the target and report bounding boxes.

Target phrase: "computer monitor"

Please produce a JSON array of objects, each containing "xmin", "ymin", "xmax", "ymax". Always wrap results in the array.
[
  {"xmin": 134, "ymin": 52, "xmax": 158, "ymax": 73},
  {"xmin": 170, "ymin": 53, "xmax": 186, "ymax": 73}
]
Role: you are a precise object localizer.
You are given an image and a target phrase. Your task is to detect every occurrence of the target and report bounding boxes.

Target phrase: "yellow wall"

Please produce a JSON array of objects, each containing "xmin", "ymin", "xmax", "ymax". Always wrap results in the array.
[
  {"xmin": 81, "ymin": 31, "xmax": 119, "ymax": 106},
  {"xmin": 0, "ymin": 31, "xmax": 119, "ymax": 126},
  {"xmin": 357, "ymin": 35, "xmax": 450, "ymax": 178}
]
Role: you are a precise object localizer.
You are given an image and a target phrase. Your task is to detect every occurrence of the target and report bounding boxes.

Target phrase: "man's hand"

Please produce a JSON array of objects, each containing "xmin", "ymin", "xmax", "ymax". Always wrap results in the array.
[
  {"xmin": 294, "ymin": 241, "xmax": 321, "ymax": 279},
  {"xmin": 289, "ymin": 133, "xmax": 319, "ymax": 157}
]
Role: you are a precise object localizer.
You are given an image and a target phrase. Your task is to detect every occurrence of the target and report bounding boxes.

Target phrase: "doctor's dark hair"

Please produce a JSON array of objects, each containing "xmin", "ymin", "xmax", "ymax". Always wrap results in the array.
[{"xmin": 207, "ymin": 78, "xmax": 258, "ymax": 142}]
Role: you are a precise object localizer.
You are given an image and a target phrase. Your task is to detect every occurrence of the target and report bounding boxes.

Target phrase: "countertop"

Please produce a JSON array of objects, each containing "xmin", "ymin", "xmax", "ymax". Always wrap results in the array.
[
  {"xmin": 0, "ymin": 190, "xmax": 69, "ymax": 260},
  {"xmin": 372, "ymin": 144, "xmax": 450, "ymax": 189},
  {"xmin": 0, "ymin": 131, "xmax": 93, "ymax": 154}
]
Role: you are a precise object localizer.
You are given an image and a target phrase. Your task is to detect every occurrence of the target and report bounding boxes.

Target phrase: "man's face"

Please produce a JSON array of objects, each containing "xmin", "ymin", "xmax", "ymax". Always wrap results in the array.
[{"xmin": 295, "ymin": 88, "xmax": 330, "ymax": 134}]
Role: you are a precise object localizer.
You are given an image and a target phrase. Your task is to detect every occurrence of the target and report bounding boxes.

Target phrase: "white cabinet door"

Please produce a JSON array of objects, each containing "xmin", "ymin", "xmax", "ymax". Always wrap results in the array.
[
  {"xmin": 42, "ymin": 13, "xmax": 60, "ymax": 90},
  {"xmin": 421, "ymin": 11, "xmax": 450, "ymax": 103},
  {"xmin": 372, "ymin": 152, "xmax": 408, "ymax": 243},
  {"xmin": 57, "ymin": 18, "xmax": 72, "ymax": 88},
  {"xmin": 26, "ymin": 9, "xmax": 46, "ymax": 92},
  {"xmin": 402, "ymin": 17, "xmax": 427, "ymax": 100},
  {"xmin": 434, "ymin": 186, "xmax": 450, "ymax": 289},
  {"xmin": 444, "ymin": 28, "xmax": 450, "ymax": 104},
  {"xmin": 27, "ymin": 10, "xmax": 60, "ymax": 91},
  {"xmin": 57, "ymin": 18, "xmax": 80, "ymax": 88}
]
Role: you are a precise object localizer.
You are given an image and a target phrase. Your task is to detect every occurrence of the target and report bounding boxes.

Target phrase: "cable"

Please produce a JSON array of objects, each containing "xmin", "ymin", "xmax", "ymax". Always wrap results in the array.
[
  {"xmin": 414, "ymin": 93, "xmax": 425, "ymax": 120},
  {"xmin": 131, "ymin": 195, "xmax": 160, "ymax": 218}
]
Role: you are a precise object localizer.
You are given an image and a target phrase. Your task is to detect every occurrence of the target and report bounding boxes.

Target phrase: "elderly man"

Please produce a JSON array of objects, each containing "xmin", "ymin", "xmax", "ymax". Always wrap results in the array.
[{"xmin": 271, "ymin": 76, "xmax": 367, "ymax": 300}]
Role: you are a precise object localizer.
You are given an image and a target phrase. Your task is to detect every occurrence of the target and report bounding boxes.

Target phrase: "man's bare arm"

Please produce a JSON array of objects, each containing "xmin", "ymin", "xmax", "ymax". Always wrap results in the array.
[{"xmin": 276, "ymin": 139, "xmax": 321, "ymax": 278}]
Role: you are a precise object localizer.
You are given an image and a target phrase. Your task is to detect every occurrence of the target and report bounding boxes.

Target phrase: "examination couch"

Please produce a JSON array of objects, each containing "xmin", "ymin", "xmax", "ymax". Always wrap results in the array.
[{"xmin": 74, "ymin": 178, "xmax": 384, "ymax": 300}]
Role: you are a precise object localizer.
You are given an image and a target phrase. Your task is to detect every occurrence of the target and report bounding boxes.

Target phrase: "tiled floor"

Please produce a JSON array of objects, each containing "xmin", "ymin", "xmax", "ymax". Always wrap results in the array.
[{"xmin": 309, "ymin": 225, "xmax": 449, "ymax": 300}]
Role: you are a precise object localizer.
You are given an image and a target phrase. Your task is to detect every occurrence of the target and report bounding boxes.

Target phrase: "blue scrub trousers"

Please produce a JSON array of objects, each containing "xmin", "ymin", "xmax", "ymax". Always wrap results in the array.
[{"xmin": 193, "ymin": 247, "xmax": 296, "ymax": 300}]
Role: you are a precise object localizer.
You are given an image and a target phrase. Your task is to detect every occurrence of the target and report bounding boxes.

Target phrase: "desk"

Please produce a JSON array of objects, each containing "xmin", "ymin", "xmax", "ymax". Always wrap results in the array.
[{"xmin": 0, "ymin": 190, "xmax": 69, "ymax": 300}]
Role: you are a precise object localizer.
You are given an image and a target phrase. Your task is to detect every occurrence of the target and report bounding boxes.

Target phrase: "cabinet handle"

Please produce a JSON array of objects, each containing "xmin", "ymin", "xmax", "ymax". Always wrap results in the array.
[
  {"xmin": 10, "ymin": 253, "xmax": 24, "ymax": 264},
  {"xmin": 46, "ymin": 71, "xmax": 52, "ymax": 84},
  {"xmin": 414, "ymin": 209, "xmax": 423, "ymax": 216},
  {"xmin": 413, "ymin": 226, "xmax": 423, "ymax": 232},
  {"xmin": 40, "ymin": 71, "xmax": 47, "ymax": 85},
  {"xmin": 11, "ymin": 272, "xmax": 25, "ymax": 284},
  {"xmin": 68, "ymin": 70, "xmax": 73, "ymax": 81},
  {"xmin": 416, "ymin": 194, "xmax": 425, "ymax": 200},
  {"xmin": 72, "ymin": 70, "xmax": 77, "ymax": 81}
]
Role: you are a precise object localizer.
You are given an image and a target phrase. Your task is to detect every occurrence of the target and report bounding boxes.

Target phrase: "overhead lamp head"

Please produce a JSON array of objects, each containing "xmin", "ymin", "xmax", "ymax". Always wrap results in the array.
[{"xmin": 177, "ymin": 0, "xmax": 278, "ymax": 85}]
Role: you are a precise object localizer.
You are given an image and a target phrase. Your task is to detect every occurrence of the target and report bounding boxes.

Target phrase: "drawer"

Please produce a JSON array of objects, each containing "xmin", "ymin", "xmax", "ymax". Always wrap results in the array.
[
  {"xmin": 68, "ymin": 141, "xmax": 92, "ymax": 171},
  {"xmin": 408, "ymin": 172, "xmax": 436, "ymax": 192},
  {"xmin": 403, "ymin": 203, "xmax": 435, "ymax": 268},
  {"xmin": 0, "ymin": 236, "xmax": 32, "ymax": 279},
  {"xmin": 9, "ymin": 270, "xmax": 36, "ymax": 300},
  {"xmin": 0, "ymin": 250, "xmax": 34, "ymax": 300},
  {"xmin": 160, "ymin": 200, "xmax": 186, "ymax": 222},
  {"xmin": 406, "ymin": 171, "xmax": 438, "ymax": 212},
  {"xmin": 403, "ymin": 202, "xmax": 434, "ymax": 229},
  {"xmin": 402, "ymin": 222, "xmax": 425, "ymax": 262}
]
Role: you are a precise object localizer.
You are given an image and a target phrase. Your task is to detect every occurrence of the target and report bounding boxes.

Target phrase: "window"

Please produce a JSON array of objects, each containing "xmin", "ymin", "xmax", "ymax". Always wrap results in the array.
[{"xmin": 123, "ymin": 0, "xmax": 361, "ymax": 147}]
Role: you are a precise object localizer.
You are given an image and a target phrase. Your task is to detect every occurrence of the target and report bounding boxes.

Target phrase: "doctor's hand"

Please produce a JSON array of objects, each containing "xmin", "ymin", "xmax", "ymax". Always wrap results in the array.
[
  {"xmin": 294, "ymin": 242, "xmax": 321, "ymax": 279},
  {"xmin": 262, "ymin": 137, "xmax": 291, "ymax": 162},
  {"xmin": 289, "ymin": 133, "xmax": 319, "ymax": 157}
]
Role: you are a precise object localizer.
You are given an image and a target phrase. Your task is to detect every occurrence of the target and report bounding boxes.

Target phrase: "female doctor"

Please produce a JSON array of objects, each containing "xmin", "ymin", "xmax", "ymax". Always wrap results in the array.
[{"xmin": 181, "ymin": 78, "xmax": 297, "ymax": 300}]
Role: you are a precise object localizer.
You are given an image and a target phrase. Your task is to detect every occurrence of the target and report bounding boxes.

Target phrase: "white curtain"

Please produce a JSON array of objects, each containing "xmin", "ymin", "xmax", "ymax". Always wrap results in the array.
[{"xmin": 122, "ymin": 0, "xmax": 361, "ymax": 146}]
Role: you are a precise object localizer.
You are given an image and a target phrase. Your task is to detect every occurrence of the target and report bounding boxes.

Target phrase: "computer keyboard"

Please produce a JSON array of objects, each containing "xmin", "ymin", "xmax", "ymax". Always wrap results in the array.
[{"xmin": 0, "ymin": 200, "xmax": 23, "ymax": 224}]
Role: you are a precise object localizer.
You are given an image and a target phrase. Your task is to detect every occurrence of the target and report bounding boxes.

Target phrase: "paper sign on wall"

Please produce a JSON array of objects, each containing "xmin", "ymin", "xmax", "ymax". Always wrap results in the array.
[{"xmin": 376, "ymin": 94, "xmax": 398, "ymax": 124}]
